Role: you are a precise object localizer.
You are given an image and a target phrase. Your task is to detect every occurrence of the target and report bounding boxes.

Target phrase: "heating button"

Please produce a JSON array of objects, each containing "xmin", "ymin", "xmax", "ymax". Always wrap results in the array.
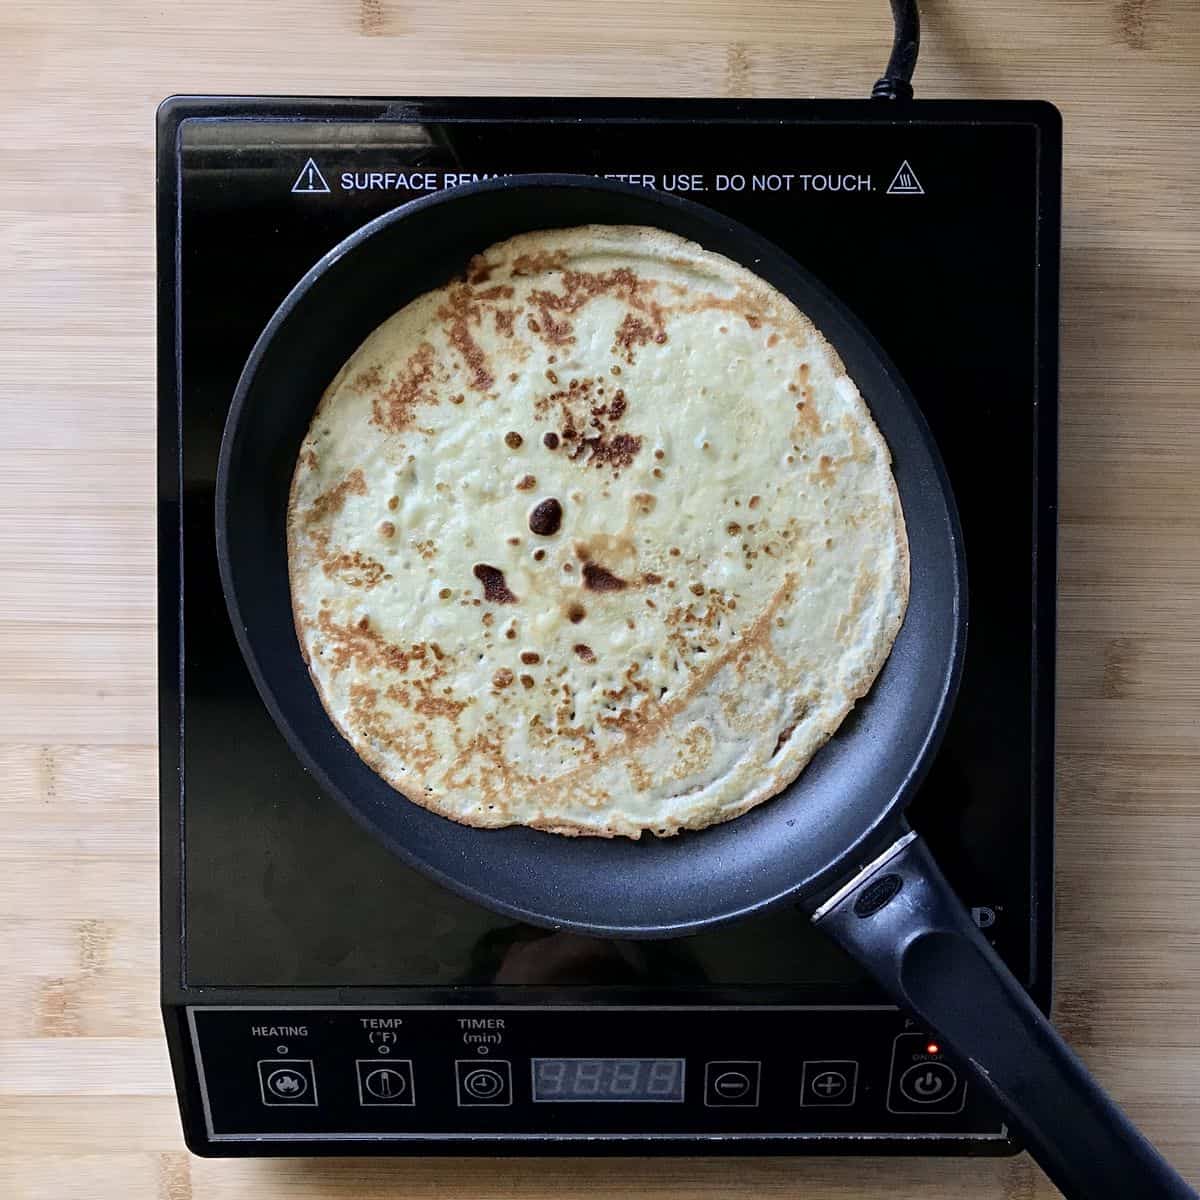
[{"xmin": 257, "ymin": 1058, "xmax": 318, "ymax": 1107}]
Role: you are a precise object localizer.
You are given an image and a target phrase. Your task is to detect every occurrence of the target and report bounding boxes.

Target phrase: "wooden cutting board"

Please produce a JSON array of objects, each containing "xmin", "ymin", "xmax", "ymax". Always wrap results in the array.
[{"xmin": 2, "ymin": 1, "xmax": 1198, "ymax": 1197}]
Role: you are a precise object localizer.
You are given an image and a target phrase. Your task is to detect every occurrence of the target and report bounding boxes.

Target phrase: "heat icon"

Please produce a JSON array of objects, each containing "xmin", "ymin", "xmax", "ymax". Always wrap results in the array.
[
  {"xmin": 267, "ymin": 1069, "xmax": 306, "ymax": 1097},
  {"xmin": 886, "ymin": 160, "xmax": 924, "ymax": 195}
]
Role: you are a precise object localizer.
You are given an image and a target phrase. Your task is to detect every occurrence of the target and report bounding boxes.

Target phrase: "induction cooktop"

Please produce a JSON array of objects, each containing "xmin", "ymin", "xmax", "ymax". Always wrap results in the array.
[{"xmin": 157, "ymin": 94, "xmax": 1060, "ymax": 1156}]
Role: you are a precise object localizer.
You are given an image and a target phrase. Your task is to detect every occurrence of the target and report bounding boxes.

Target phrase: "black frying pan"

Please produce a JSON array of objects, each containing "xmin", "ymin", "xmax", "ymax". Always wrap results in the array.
[{"xmin": 216, "ymin": 176, "xmax": 1194, "ymax": 1200}]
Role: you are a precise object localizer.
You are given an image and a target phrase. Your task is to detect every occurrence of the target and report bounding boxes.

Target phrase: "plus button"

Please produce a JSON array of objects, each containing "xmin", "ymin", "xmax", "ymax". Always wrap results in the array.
[{"xmin": 801, "ymin": 1060, "xmax": 859, "ymax": 1107}]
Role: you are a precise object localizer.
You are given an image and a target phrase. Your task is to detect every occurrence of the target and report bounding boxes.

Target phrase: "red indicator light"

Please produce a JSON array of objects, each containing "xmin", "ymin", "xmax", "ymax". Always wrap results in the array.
[{"xmin": 926, "ymin": 1042, "xmax": 940, "ymax": 1055}]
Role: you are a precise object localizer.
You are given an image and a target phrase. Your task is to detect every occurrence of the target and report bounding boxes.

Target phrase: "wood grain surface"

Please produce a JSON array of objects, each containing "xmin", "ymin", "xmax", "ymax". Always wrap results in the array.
[{"xmin": 2, "ymin": 1, "xmax": 1199, "ymax": 1196}]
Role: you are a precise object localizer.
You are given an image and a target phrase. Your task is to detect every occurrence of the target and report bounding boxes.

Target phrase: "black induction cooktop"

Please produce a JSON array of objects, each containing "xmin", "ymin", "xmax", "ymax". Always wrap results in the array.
[{"xmin": 158, "ymin": 96, "xmax": 1060, "ymax": 1156}]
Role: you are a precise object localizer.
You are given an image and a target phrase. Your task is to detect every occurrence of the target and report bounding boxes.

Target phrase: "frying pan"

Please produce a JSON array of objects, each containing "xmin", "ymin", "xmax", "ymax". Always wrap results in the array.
[{"xmin": 216, "ymin": 176, "xmax": 1195, "ymax": 1199}]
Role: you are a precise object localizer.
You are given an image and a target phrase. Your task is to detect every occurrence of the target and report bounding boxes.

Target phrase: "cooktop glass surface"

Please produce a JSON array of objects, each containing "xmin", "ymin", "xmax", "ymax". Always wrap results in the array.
[{"xmin": 168, "ymin": 102, "xmax": 1054, "ymax": 995}]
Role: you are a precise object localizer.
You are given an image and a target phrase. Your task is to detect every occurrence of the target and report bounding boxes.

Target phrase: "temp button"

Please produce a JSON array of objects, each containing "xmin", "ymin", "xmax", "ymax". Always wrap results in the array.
[
  {"xmin": 704, "ymin": 1061, "xmax": 761, "ymax": 1106},
  {"xmin": 356, "ymin": 1059, "xmax": 415, "ymax": 1106}
]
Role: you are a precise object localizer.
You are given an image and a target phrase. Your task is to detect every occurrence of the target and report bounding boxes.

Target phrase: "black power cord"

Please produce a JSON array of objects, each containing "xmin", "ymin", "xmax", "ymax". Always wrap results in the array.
[{"xmin": 872, "ymin": 0, "xmax": 921, "ymax": 100}]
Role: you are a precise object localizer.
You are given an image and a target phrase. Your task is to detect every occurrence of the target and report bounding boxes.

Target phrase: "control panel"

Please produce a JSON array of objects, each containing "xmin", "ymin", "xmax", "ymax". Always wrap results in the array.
[{"xmin": 181, "ymin": 1007, "xmax": 1006, "ymax": 1147}]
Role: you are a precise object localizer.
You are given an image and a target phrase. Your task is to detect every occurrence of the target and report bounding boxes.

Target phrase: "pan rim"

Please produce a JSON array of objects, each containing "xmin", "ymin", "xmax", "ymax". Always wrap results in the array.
[{"xmin": 215, "ymin": 172, "xmax": 967, "ymax": 938}]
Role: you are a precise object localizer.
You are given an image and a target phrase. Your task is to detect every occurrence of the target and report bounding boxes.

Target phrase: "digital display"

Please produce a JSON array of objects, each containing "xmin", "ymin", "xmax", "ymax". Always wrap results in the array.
[{"xmin": 532, "ymin": 1058, "xmax": 685, "ymax": 1102}]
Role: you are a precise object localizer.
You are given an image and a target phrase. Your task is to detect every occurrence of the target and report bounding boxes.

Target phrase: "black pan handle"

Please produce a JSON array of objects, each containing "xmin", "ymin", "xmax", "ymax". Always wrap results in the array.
[{"xmin": 814, "ymin": 832, "xmax": 1196, "ymax": 1200}]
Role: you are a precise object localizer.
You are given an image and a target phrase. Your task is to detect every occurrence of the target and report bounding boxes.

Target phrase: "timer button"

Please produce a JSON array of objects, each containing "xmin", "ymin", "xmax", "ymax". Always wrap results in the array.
[
  {"xmin": 455, "ymin": 1059, "xmax": 512, "ymax": 1106},
  {"xmin": 704, "ymin": 1060, "xmax": 761, "ymax": 1107}
]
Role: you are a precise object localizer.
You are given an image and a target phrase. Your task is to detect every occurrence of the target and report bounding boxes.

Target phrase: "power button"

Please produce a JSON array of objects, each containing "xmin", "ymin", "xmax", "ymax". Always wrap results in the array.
[
  {"xmin": 899, "ymin": 1062, "xmax": 958, "ymax": 1104},
  {"xmin": 887, "ymin": 1034, "xmax": 967, "ymax": 1115}
]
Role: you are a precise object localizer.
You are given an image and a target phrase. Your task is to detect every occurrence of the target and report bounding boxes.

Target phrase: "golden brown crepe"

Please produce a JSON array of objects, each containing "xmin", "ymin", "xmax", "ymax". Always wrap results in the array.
[{"xmin": 287, "ymin": 225, "xmax": 909, "ymax": 837}]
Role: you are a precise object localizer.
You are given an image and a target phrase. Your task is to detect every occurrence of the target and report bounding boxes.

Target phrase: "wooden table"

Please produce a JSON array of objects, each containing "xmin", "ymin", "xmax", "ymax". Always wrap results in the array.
[{"xmin": 2, "ymin": 1, "xmax": 1198, "ymax": 1196}]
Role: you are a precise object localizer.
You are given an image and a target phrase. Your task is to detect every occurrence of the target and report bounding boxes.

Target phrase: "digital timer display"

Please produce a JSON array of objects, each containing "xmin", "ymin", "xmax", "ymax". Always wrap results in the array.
[{"xmin": 531, "ymin": 1058, "xmax": 685, "ymax": 1102}]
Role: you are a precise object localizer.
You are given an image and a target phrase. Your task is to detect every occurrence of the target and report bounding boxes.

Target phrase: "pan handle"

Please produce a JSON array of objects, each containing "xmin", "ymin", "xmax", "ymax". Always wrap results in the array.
[{"xmin": 814, "ymin": 831, "xmax": 1196, "ymax": 1200}]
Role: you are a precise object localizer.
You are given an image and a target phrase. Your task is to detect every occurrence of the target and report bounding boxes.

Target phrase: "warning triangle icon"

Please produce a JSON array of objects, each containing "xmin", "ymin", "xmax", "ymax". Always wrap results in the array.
[
  {"xmin": 886, "ymin": 160, "xmax": 924, "ymax": 196},
  {"xmin": 291, "ymin": 158, "xmax": 330, "ymax": 194}
]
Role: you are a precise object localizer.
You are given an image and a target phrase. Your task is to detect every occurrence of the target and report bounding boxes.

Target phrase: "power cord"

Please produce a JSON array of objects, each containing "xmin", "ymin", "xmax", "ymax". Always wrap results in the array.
[{"xmin": 872, "ymin": 0, "xmax": 920, "ymax": 100}]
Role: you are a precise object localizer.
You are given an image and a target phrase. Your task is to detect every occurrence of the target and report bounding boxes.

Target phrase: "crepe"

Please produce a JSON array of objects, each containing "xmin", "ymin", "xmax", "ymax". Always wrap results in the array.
[{"xmin": 286, "ymin": 225, "xmax": 909, "ymax": 837}]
